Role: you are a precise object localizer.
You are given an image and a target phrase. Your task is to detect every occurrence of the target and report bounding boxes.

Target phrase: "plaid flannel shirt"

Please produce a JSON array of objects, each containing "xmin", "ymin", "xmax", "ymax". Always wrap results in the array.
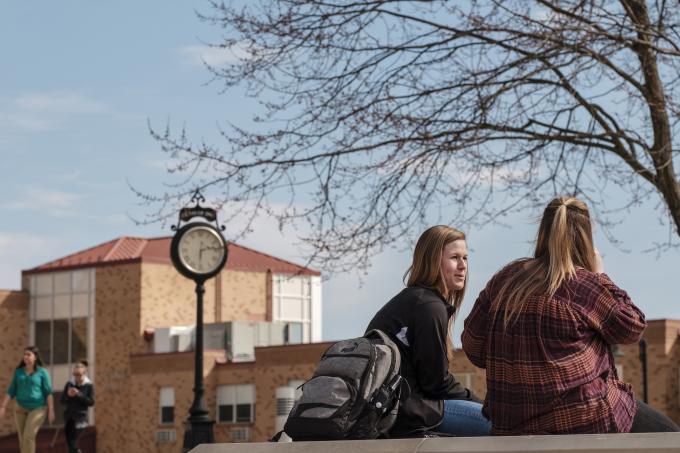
[{"xmin": 462, "ymin": 263, "xmax": 646, "ymax": 435}]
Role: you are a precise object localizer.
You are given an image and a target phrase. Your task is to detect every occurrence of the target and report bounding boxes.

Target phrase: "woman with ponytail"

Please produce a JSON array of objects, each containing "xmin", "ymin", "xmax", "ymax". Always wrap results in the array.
[
  {"xmin": 462, "ymin": 197, "xmax": 679, "ymax": 434},
  {"xmin": 366, "ymin": 225, "xmax": 491, "ymax": 437}
]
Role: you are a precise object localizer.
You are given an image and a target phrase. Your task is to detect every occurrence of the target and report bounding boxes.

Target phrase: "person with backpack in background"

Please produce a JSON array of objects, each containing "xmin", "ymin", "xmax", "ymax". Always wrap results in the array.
[
  {"xmin": 462, "ymin": 196, "xmax": 680, "ymax": 434},
  {"xmin": 0, "ymin": 346, "xmax": 55, "ymax": 453},
  {"xmin": 366, "ymin": 225, "xmax": 490, "ymax": 437},
  {"xmin": 61, "ymin": 359, "xmax": 95, "ymax": 453}
]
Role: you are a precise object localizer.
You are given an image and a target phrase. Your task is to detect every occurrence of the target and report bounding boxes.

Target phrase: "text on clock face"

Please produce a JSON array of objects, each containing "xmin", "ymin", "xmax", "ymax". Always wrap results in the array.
[{"xmin": 178, "ymin": 227, "xmax": 226, "ymax": 274}]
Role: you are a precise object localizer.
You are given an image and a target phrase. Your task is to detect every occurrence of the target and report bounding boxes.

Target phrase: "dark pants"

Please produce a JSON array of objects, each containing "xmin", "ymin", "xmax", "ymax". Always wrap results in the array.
[
  {"xmin": 630, "ymin": 400, "xmax": 680, "ymax": 433},
  {"xmin": 64, "ymin": 419, "xmax": 84, "ymax": 453}
]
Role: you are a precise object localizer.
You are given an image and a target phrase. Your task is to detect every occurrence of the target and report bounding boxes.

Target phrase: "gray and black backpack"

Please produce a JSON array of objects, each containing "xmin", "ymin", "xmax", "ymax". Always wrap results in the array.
[{"xmin": 282, "ymin": 329, "xmax": 405, "ymax": 441}]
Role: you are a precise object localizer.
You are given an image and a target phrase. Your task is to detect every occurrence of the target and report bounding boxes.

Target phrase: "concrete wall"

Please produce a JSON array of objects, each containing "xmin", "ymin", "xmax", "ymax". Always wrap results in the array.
[
  {"xmin": 0, "ymin": 290, "xmax": 29, "ymax": 438},
  {"xmin": 191, "ymin": 433, "xmax": 680, "ymax": 453}
]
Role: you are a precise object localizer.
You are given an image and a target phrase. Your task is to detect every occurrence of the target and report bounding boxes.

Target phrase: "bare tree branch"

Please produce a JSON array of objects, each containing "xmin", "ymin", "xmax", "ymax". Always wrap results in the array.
[{"xmin": 138, "ymin": 0, "xmax": 680, "ymax": 272}]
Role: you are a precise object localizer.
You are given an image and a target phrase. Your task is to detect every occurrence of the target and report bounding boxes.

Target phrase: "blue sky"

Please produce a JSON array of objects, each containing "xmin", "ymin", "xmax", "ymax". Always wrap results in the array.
[{"xmin": 2, "ymin": 2, "xmax": 679, "ymax": 344}]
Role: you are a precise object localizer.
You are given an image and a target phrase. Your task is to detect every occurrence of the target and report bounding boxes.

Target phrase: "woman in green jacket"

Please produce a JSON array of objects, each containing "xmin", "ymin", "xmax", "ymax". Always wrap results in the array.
[{"xmin": 0, "ymin": 346, "xmax": 55, "ymax": 453}]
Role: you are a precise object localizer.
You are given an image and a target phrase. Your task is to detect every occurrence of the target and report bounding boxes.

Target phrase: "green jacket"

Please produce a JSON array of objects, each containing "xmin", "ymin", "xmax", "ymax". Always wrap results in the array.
[{"xmin": 6, "ymin": 367, "xmax": 52, "ymax": 410}]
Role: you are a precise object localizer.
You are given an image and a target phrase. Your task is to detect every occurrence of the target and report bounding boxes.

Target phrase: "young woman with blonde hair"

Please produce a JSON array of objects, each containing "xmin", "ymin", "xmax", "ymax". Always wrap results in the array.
[
  {"xmin": 366, "ymin": 225, "xmax": 491, "ymax": 437},
  {"xmin": 462, "ymin": 196, "xmax": 679, "ymax": 434}
]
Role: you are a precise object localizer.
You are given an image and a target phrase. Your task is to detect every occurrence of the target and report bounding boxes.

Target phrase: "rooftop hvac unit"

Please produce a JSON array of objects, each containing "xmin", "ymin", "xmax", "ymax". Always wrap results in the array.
[
  {"xmin": 226, "ymin": 322, "xmax": 256, "ymax": 362},
  {"xmin": 171, "ymin": 330, "xmax": 193, "ymax": 352},
  {"xmin": 204, "ymin": 323, "xmax": 227, "ymax": 350},
  {"xmin": 153, "ymin": 327, "xmax": 171, "ymax": 353},
  {"xmin": 155, "ymin": 429, "xmax": 177, "ymax": 443},
  {"xmin": 230, "ymin": 427, "xmax": 251, "ymax": 443},
  {"xmin": 154, "ymin": 326, "xmax": 195, "ymax": 353}
]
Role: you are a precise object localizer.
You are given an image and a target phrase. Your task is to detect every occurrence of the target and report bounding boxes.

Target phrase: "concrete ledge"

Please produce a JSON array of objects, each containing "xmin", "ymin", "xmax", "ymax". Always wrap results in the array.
[{"xmin": 190, "ymin": 433, "xmax": 680, "ymax": 453}]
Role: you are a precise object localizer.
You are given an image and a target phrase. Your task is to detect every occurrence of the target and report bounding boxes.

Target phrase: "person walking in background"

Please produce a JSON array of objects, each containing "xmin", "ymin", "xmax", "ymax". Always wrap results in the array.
[
  {"xmin": 366, "ymin": 225, "xmax": 490, "ymax": 437},
  {"xmin": 61, "ymin": 359, "xmax": 95, "ymax": 453},
  {"xmin": 0, "ymin": 346, "xmax": 55, "ymax": 453},
  {"xmin": 462, "ymin": 196, "xmax": 680, "ymax": 434}
]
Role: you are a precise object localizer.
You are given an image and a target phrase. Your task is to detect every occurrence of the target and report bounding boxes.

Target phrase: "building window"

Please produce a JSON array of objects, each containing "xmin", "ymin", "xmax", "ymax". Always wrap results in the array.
[
  {"xmin": 159, "ymin": 387, "xmax": 175, "ymax": 425},
  {"xmin": 35, "ymin": 321, "xmax": 52, "ymax": 364},
  {"xmin": 217, "ymin": 384, "xmax": 255, "ymax": 423},
  {"xmin": 33, "ymin": 318, "xmax": 88, "ymax": 365},
  {"xmin": 272, "ymin": 276, "xmax": 312, "ymax": 342},
  {"xmin": 52, "ymin": 320, "xmax": 69, "ymax": 364}
]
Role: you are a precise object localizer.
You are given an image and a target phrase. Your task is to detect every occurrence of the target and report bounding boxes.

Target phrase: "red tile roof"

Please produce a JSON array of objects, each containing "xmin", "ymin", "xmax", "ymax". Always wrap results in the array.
[{"xmin": 22, "ymin": 236, "xmax": 320, "ymax": 276}]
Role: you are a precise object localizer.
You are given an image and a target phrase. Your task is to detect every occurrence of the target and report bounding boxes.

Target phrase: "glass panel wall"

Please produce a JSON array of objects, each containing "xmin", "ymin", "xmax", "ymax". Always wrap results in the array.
[
  {"xmin": 29, "ymin": 269, "xmax": 95, "ymax": 427},
  {"xmin": 272, "ymin": 275, "xmax": 312, "ymax": 342}
]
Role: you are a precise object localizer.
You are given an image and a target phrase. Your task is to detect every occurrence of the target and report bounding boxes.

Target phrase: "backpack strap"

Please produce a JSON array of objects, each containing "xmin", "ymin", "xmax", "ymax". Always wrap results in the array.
[
  {"xmin": 364, "ymin": 329, "xmax": 392, "ymax": 344},
  {"xmin": 269, "ymin": 430, "xmax": 292, "ymax": 442}
]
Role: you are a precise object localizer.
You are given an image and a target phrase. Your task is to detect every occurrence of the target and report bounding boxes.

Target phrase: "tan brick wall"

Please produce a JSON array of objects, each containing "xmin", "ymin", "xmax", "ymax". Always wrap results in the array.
[
  {"xmin": 246, "ymin": 345, "xmax": 321, "ymax": 442},
  {"xmin": 127, "ymin": 351, "xmax": 225, "ymax": 452},
  {"xmin": 86, "ymin": 262, "xmax": 271, "ymax": 450},
  {"xmin": 0, "ymin": 290, "xmax": 29, "ymax": 437},
  {"xmin": 140, "ymin": 262, "xmax": 217, "ymax": 331},
  {"xmin": 615, "ymin": 320, "xmax": 680, "ymax": 425},
  {"xmin": 450, "ymin": 350, "xmax": 487, "ymax": 398},
  {"xmin": 94, "ymin": 263, "xmax": 143, "ymax": 453},
  {"xmin": 220, "ymin": 271, "xmax": 268, "ymax": 322},
  {"xmin": 137, "ymin": 264, "xmax": 269, "ymax": 329},
  {"xmin": 124, "ymin": 343, "xmax": 327, "ymax": 446},
  {"xmin": 210, "ymin": 360, "xmax": 257, "ymax": 443}
]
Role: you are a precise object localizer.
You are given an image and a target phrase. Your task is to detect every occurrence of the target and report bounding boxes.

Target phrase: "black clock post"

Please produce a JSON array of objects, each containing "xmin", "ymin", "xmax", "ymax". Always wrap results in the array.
[{"xmin": 170, "ymin": 190, "xmax": 228, "ymax": 452}]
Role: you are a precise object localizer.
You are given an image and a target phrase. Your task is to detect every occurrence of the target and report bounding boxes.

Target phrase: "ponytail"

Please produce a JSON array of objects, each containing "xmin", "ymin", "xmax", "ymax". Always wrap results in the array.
[
  {"xmin": 497, "ymin": 197, "xmax": 595, "ymax": 328},
  {"xmin": 547, "ymin": 204, "xmax": 577, "ymax": 296}
]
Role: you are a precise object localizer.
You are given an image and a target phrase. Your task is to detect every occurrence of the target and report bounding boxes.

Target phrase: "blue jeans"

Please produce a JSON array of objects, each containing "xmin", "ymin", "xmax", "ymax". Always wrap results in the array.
[{"xmin": 436, "ymin": 399, "xmax": 491, "ymax": 436}]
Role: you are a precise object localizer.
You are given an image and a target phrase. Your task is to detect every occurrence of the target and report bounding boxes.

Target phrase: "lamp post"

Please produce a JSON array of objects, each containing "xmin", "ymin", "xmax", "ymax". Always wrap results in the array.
[
  {"xmin": 170, "ymin": 190, "xmax": 228, "ymax": 451},
  {"xmin": 639, "ymin": 339, "xmax": 648, "ymax": 404}
]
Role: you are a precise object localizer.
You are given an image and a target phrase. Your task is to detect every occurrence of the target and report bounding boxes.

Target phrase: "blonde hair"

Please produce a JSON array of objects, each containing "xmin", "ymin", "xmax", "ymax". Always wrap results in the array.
[
  {"xmin": 498, "ymin": 197, "xmax": 596, "ymax": 328},
  {"xmin": 404, "ymin": 225, "xmax": 468, "ymax": 314}
]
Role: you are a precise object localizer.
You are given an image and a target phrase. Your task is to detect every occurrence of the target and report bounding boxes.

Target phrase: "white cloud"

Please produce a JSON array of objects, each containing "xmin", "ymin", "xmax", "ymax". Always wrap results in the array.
[
  {"xmin": 220, "ymin": 202, "xmax": 311, "ymax": 265},
  {"xmin": 15, "ymin": 92, "xmax": 107, "ymax": 114},
  {"xmin": 0, "ymin": 112, "xmax": 55, "ymax": 132},
  {"xmin": 0, "ymin": 91, "xmax": 109, "ymax": 133},
  {"xmin": 0, "ymin": 232, "xmax": 61, "ymax": 289},
  {"xmin": 178, "ymin": 43, "xmax": 254, "ymax": 67},
  {"xmin": 1, "ymin": 188, "xmax": 86, "ymax": 218}
]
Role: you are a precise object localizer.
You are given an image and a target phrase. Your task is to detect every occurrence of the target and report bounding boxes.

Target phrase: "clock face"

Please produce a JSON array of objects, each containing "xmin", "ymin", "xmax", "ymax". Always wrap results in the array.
[{"xmin": 177, "ymin": 225, "xmax": 226, "ymax": 275}]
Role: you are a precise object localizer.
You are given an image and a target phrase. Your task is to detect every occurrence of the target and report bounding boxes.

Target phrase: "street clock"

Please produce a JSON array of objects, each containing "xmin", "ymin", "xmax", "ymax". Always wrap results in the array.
[{"xmin": 171, "ymin": 222, "xmax": 227, "ymax": 281}]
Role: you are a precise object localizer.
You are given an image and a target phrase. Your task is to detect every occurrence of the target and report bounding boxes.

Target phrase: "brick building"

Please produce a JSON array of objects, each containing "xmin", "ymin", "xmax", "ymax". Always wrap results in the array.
[
  {"xmin": 0, "ymin": 237, "xmax": 679, "ymax": 452},
  {"xmin": 0, "ymin": 236, "xmax": 322, "ymax": 451}
]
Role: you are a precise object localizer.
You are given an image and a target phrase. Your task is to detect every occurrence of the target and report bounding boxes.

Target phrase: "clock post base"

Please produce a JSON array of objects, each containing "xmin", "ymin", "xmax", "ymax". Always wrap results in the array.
[{"xmin": 182, "ymin": 419, "xmax": 215, "ymax": 452}]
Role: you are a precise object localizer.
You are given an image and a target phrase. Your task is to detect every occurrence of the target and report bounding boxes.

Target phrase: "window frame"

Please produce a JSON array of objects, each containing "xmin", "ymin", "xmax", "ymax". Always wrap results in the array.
[
  {"xmin": 159, "ymin": 387, "xmax": 176, "ymax": 426},
  {"xmin": 217, "ymin": 384, "xmax": 255, "ymax": 424}
]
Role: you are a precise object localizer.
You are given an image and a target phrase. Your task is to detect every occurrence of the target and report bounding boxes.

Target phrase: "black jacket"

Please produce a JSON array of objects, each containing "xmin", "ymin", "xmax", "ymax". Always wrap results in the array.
[
  {"xmin": 60, "ymin": 378, "xmax": 95, "ymax": 426},
  {"xmin": 366, "ymin": 285, "xmax": 479, "ymax": 436}
]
